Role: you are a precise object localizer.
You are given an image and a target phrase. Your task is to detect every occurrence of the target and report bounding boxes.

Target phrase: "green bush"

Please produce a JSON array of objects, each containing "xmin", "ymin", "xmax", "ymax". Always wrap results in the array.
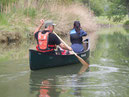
[{"xmin": 124, "ymin": 20, "xmax": 129, "ymax": 25}]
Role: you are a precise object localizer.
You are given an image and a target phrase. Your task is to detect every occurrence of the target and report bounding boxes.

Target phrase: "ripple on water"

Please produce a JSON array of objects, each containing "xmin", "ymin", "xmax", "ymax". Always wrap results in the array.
[
  {"xmin": 0, "ymin": 71, "xmax": 29, "ymax": 82},
  {"xmin": 100, "ymin": 58, "xmax": 115, "ymax": 63},
  {"xmin": 89, "ymin": 64, "xmax": 119, "ymax": 74}
]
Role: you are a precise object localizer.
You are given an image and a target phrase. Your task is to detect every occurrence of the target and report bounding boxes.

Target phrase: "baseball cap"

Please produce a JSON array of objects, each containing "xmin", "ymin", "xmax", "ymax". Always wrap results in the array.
[{"xmin": 45, "ymin": 20, "xmax": 56, "ymax": 28}]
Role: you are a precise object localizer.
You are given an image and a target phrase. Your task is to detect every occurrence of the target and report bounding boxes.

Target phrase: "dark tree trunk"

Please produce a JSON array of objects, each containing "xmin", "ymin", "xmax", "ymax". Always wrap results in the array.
[
  {"xmin": 126, "ymin": 0, "xmax": 129, "ymax": 18},
  {"xmin": 127, "ymin": 5, "xmax": 129, "ymax": 18}
]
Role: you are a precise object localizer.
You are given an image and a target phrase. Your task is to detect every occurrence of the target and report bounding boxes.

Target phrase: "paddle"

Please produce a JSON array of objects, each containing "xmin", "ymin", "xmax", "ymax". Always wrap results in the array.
[
  {"xmin": 78, "ymin": 65, "xmax": 89, "ymax": 75},
  {"xmin": 53, "ymin": 32, "xmax": 89, "ymax": 67}
]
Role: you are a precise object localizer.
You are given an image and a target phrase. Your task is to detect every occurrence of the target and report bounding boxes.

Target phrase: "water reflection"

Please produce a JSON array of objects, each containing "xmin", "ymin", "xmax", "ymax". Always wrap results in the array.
[
  {"xmin": 89, "ymin": 31, "xmax": 129, "ymax": 97},
  {"xmin": 91, "ymin": 31, "xmax": 129, "ymax": 65},
  {"xmin": 29, "ymin": 64, "xmax": 89, "ymax": 97}
]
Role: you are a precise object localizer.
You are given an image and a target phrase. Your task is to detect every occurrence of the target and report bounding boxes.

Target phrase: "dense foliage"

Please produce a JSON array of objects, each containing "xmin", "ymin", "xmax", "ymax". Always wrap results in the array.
[
  {"xmin": 80, "ymin": 0, "xmax": 129, "ymax": 21},
  {"xmin": 107, "ymin": 0, "xmax": 129, "ymax": 22},
  {"xmin": 0, "ymin": 0, "xmax": 129, "ymax": 22}
]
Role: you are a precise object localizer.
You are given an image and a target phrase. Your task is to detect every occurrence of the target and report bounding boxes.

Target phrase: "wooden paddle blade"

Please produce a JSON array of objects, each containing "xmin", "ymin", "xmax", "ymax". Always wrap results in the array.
[
  {"xmin": 71, "ymin": 50, "xmax": 89, "ymax": 66},
  {"xmin": 78, "ymin": 65, "xmax": 89, "ymax": 75},
  {"xmin": 75, "ymin": 54, "xmax": 89, "ymax": 66}
]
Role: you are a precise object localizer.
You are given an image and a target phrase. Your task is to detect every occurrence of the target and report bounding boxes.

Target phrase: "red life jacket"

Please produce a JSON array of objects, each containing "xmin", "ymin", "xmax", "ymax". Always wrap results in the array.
[{"xmin": 36, "ymin": 32, "xmax": 56, "ymax": 52}]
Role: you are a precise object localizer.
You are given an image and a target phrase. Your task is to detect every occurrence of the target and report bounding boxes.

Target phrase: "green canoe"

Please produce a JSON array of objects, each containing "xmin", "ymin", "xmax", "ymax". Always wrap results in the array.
[{"xmin": 29, "ymin": 39, "xmax": 90, "ymax": 70}]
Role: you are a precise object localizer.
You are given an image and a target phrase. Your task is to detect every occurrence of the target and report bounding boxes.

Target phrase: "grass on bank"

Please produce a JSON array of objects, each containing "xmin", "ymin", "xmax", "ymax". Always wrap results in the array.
[
  {"xmin": 0, "ymin": 0, "xmax": 98, "ymax": 43},
  {"xmin": 96, "ymin": 15, "xmax": 129, "ymax": 25},
  {"xmin": 0, "ymin": 0, "xmax": 98, "ymax": 61}
]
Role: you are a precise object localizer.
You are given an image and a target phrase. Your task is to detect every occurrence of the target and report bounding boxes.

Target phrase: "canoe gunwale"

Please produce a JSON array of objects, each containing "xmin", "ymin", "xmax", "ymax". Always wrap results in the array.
[{"xmin": 29, "ymin": 49, "xmax": 89, "ymax": 57}]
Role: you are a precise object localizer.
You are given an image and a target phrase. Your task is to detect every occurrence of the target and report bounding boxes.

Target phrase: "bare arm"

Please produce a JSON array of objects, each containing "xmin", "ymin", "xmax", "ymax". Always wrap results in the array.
[
  {"xmin": 34, "ymin": 19, "xmax": 44, "ymax": 34},
  {"xmin": 59, "ymin": 43, "xmax": 72, "ymax": 51}
]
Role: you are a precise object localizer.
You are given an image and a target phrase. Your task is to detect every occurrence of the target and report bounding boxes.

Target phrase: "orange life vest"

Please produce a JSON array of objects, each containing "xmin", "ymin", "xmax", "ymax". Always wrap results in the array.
[{"xmin": 36, "ymin": 32, "xmax": 56, "ymax": 52}]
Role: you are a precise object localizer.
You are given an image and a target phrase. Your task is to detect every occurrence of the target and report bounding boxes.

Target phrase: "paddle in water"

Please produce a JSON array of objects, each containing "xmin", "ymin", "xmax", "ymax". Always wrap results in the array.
[{"xmin": 53, "ymin": 32, "xmax": 89, "ymax": 67}]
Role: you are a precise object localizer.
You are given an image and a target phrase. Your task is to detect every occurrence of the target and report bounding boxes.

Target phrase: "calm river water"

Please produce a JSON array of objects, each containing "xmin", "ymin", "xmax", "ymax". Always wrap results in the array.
[{"xmin": 0, "ymin": 27, "xmax": 129, "ymax": 97}]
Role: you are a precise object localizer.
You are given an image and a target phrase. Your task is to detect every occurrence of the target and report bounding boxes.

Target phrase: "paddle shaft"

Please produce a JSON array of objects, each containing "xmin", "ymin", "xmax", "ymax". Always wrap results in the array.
[{"xmin": 53, "ymin": 32, "xmax": 89, "ymax": 66}]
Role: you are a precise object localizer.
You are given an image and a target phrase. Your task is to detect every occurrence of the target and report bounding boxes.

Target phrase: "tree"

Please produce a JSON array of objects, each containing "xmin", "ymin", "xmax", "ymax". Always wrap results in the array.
[
  {"xmin": 81, "ymin": 0, "xmax": 108, "ymax": 16},
  {"xmin": 123, "ymin": 0, "xmax": 129, "ymax": 17},
  {"xmin": 107, "ymin": 0, "xmax": 129, "ymax": 22}
]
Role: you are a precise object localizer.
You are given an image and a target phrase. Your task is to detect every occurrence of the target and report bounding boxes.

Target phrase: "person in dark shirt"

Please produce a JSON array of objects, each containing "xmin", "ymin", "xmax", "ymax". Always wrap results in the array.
[
  {"xmin": 69, "ymin": 21, "xmax": 87, "ymax": 53},
  {"xmin": 34, "ymin": 19, "xmax": 72, "ymax": 55}
]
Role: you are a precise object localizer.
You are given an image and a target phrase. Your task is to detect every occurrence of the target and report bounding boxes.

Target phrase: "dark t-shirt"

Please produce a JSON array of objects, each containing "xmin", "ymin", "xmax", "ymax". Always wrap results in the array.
[
  {"xmin": 35, "ymin": 30, "xmax": 61, "ymax": 46},
  {"xmin": 34, "ymin": 30, "xmax": 61, "ymax": 55}
]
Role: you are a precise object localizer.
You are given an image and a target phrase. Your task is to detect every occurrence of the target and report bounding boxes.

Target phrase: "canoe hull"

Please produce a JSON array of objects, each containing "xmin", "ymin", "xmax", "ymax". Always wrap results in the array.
[
  {"xmin": 29, "ymin": 49, "xmax": 90, "ymax": 70},
  {"xmin": 29, "ymin": 38, "xmax": 90, "ymax": 70}
]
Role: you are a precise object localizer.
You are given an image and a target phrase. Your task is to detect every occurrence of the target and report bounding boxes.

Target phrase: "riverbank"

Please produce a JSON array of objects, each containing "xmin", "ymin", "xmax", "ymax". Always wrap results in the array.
[{"xmin": 0, "ymin": 0, "xmax": 97, "ymax": 43}]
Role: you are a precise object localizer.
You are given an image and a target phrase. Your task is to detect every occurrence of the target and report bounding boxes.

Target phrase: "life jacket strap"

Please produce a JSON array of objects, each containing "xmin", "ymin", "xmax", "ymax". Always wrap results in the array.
[{"xmin": 36, "ymin": 45, "xmax": 54, "ymax": 52}]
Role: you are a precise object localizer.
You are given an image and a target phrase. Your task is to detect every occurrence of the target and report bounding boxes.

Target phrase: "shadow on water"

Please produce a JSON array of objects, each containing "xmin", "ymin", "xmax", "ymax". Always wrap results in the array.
[{"xmin": 29, "ymin": 64, "xmax": 90, "ymax": 97}]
